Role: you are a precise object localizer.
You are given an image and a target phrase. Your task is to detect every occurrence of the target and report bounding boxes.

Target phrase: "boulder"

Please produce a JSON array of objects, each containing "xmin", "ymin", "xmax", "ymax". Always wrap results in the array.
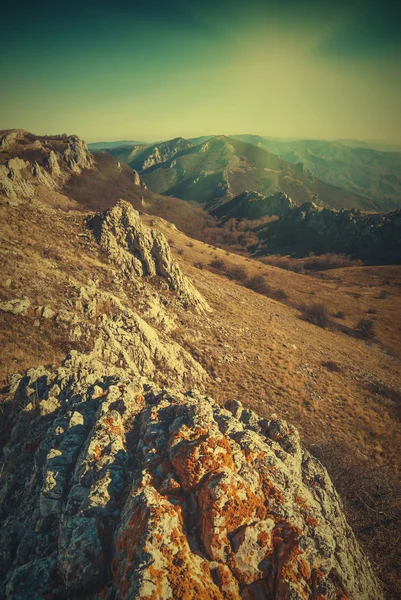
[{"xmin": 0, "ymin": 375, "xmax": 383, "ymax": 600}]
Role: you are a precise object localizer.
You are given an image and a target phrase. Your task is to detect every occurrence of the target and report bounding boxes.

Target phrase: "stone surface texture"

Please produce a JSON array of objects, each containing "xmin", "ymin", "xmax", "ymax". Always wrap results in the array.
[
  {"xmin": 88, "ymin": 199, "xmax": 211, "ymax": 313},
  {"xmin": 0, "ymin": 368, "xmax": 382, "ymax": 600}
]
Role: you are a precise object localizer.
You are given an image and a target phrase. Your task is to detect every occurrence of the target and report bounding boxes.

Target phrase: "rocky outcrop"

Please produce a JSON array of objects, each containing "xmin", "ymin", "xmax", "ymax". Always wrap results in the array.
[
  {"xmin": 134, "ymin": 138, "xmax": 194, "ymax": 171},
  {"xmin": 0, "ymin": 131, "xmax": 96, "ymax": 199},
  {"xmin": 0, "ymin": 130, "xmax": 26, "ymax": 150},
  {"xmin": 0, "ymin": 158, "xmax": 35, "ymax": 199},
  {"xmin": 46, "ymin": 150, "xmax": 61, "ymax": 177},
  {"xmin": 63, "ymin": 135, "xmax": 95, "ymax": 174},
  {"xmin": 88, "ymin": 199, "xmax": 211, "ymax": 313},
  {"xmin": 0, "ymin": 366, "xmax": 382, "ymax": 599},
  {"xmin": 131, "ymin": 168, "xmax": 147, "ymax": 189},
  {"xmin": 0, "ymin": 297, "xmax": 30, "ymax": 315},
  {"xmin": 31, "ymin": 162, "xmax": 57, "ymax": 189},
  {"xmin": 257, "ymin": 201, "xmax": 401, "ymax": 262},
  {"xmin": 212, "ymin": 190, "xmax": 296, "ymax": 222}
]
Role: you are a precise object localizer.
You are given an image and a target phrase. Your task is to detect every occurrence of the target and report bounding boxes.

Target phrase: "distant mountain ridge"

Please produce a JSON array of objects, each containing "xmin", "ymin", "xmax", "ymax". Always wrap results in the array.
[
  {"xmin": 103, "ymin": 134, "xmax": 380, "ymax": 213},
  {"xmin": 97, "ymin": 134, "xmax": 401, "ymax": 211},
  {"xmin": 232, "ymin": 135, "xmax": 401, "ymax": 211},
  {"xmin": 88, "ymin": 140, "xmax": 148, "ymax": 150}
]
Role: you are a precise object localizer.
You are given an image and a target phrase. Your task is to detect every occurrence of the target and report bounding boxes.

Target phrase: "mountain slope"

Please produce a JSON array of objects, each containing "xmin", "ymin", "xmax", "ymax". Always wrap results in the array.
[
  {"xmin": 107, "ymin": 136, "xmax": 194, "ymax": 171},
  {"xmin": 233, "ymin": 135, "xmax": 401, "ymax": 211},
  {"xmin": 87, "ymin": 139, "xmax": 147, "ymax": 150},
  {"xmin": 1, "ymin": 131, "xmax": 401, "ymax": 596},
  {"xmin": 0, "ymin": 188, "xmax": 392, "ymax": 600},
  {"xmin": 132, "ymin": 135, "xmax": 379, "ymax": 212}
]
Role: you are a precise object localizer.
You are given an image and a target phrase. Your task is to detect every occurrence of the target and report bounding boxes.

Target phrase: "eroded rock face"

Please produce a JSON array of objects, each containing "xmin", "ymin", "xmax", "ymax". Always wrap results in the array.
[
  {"xmin": 0, "ymin": 374, "xmax": 382, "ymax": 600},
  {"xmin": 88, "ymin": 199, "xmax": 210, "ymax": 313},
  {"xmin": 63, "ymin": 135, "xmax": 95, "ymax": 174},
  {"xmin": 0, "ymin": 131, "xmax": 95, "ymax": 199},
  {"xmin": 0, "ymin": 158, "xmax": 35, "ymax": 198},
  {"xmin": 0, "ymin": 130, "xmax": 26, "ymax": 150}
]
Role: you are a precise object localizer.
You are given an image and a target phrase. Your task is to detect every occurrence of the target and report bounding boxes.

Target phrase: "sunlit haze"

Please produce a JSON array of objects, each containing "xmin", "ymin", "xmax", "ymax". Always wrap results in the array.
[{"xmin": 1, "ymin": 0, "xmax": 400, "ymax": 143}]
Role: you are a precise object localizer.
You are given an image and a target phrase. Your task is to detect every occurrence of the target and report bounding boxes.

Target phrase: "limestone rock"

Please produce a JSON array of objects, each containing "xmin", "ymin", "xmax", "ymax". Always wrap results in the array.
[
  {"xmin": 0, "ymin": 373, "xmax": 382, "ymax": 599},
  {"xmin": 0, "ymin": 130, "xmax": 26, "ymax": 150},
  {"xmin": 41, "ymin": 306, "xmax": 56, "ymax": 319},
  {"xmin": 131, "ymin": 168, "xmax": 147, "ymax": 189},
  {"xmin": 0, "ymin": 159, "xmax": 34, "ymax": 198},
  {"xmin": 0, "ymin": 297, "xmax": 30, "ymax": 315},
  {"xmin": 88, "ymin": 199, "xmax": 210, "ymax": 313},
  {"xmin": 63, "ymin": 135, "xmax": 95, "ymax": 174},
  {"xmin": 46, "ymin": 150, "xmax": 61, "ymax": 177},
  {"xmin": 31, "ymin": 162, "xmax": 56, "ymax": 189}
]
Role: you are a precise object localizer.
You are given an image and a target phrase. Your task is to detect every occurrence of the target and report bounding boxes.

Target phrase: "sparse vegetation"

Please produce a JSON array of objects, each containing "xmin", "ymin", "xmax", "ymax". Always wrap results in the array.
[
  {"xmin": 322, "ymin": 360, "xmax": 343, "ymax": 373},
  {"xmin": 334, "ymin": 310, "xmax": 345, "ymax": 319},
  {"xmin": 259, "ymin": 253, "xmax": 362, "ymax": 275},
  {"xmin": 209, "ymin": 258, "xmax": 226, "ymax": 271},
  {"xmin": 312, "ymin": 441, "xmax": 401, "ymax": 600},
  {"xmin": 244, "ymin": 274, "xmax": 271, "ymax": 295},
  {"xmin": 356, "ymin": 318, "xmax": 375, "ymax": 340},
  {"xmin": 300, "ymin": 303, "xmax": 329, "ymax": 328},
  {"xmin": 226, "ymin": 265, "xmax": 248, "ymax": 282}
]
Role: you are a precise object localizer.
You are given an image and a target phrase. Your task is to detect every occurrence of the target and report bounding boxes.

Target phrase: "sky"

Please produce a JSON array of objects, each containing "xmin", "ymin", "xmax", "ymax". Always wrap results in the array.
[{"xmin": 1, "ymin": 0, "xmax": 400, "ymax": 143}]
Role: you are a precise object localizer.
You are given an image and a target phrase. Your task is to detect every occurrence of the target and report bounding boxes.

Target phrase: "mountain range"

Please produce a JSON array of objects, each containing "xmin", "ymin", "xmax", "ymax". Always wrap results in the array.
[
  {"xmin": 94, "ymin": 134, "xmax": 401, "ymax": 213},
  {"xmin": 2, "ymin": 129, "xmax": 400, "ymax": 263},
  {"xmin": 102, "ymin": 135, "xmax": 380, "ymax": 213}
]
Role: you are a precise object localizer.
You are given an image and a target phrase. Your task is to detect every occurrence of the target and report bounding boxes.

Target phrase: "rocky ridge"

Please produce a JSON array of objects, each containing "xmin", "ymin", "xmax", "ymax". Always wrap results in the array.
[
  {"xmin": 0, "ymin": 195, "xmax": 383, "ymax": 599},
  {"xmin": 212, "ymin": 191, "xmax": 296, "ymax": 222},
  {"xmin": 257, "ymin": 201, "xmax": 401, "ymax": 262},
  {"xmin": 0, "ymin": 131, "xmax": 100, "ymax": 200}
]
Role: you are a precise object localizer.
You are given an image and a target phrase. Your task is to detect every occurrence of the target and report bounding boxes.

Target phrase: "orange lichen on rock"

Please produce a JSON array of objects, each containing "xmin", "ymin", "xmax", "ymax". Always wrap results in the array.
[
  {"xmin": 93, "ymin": 445, "xmax": 102, "ymax": 460},
  {"xmin": 104, "ymin": 415, "xmax": 123, "ymax": 436},
  {"xmin": 170, "ymin": 431, "xmax": 234, "ymax": 492}
]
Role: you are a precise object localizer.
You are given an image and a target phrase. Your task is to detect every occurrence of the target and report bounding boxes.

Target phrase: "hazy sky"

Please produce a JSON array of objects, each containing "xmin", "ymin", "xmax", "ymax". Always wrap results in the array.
[{"xmin": 1, "ymin": 0, "xmax": 400, "ymax": 143}]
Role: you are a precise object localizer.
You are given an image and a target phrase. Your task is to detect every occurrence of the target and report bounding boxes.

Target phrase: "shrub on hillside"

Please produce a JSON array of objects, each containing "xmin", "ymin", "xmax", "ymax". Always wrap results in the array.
[
  {"xmin": 334, "ymin": 311, "xmax": 345, "ymax": 319},
  {"xmin": 271, "ymin": 288, "xmax": 288, "ymax": 301},
  {"xmin": 245, "ymin": 275, "xmax": 271, "ymax": 295},
  {"xmin": 226, "ymin": 265, "xmax": 248, "ymax": 282},
  {"xmin": 378, "ymin": 290, "xmax": 390, "ymax": 300},
  {"xmin": 194, "ymin": 261, "xmax": 204, "ymax": 270},
  {"xmin": 209, "ymin": 258, "xmax": 226, "ymax": 271},
  {"xmin": 355, "ymin": 318, "xmax": 375, "ymax": 340},
  {"xmin": 322, "ymin": 360, "xmax": 342, "ymax": 373},
  {"xmin": 303, "ymin": 253, "xmax": 361, "ymax": 271},
  {"xmin": 300, "ymin": 303, "xmax": 329, "ymax": 328}
]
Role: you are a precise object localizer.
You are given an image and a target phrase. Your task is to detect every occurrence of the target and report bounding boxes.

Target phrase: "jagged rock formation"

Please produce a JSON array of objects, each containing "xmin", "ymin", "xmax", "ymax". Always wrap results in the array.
[
  {"xmin": 0, "ymin": 130, "xmax": 95, "ymax": 199},
  {"xmin": 111, "ymin": 137, "xmax": 195, "ymax": 172},
  {"xmin": 63, "ymin": 135, "xmax": 95, "ymax": 174},
  {"xmin": 0, "ymin": 130, "xmax": 26, "ymax": 150},
  {"xmin": 212, "ymin": 190, "xmax": 296, "ymax": 222},
  {"xmin": 131, "ymin": 168, "xmax": 147, "ymax": 189},
  {"xmin": 0, "ymin": 362, "xmax": 382, "ymax": 599},
  {"xmin": 0, "ymin": 158, "xmax": 35, "ymax": 199},
  {"xmin": 257, "ymin": 201, "xmax": 401, "ymax": 262},
  {"xmin": 88, "ymin": 199, "xmax": 211, "ymax": 313}
]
